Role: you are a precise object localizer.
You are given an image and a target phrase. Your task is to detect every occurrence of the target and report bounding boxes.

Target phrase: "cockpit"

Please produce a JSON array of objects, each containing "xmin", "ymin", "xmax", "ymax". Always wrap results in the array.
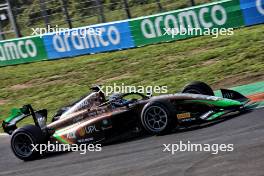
[{"xmin": 53, "ymin": 85, "xmax": 149, "ymax": 121}]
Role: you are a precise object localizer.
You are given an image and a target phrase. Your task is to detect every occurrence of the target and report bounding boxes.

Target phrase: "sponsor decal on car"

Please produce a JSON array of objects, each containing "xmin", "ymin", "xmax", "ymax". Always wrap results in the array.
[
  {"xmin": 73, "ymin": 115, "xmax": 84, "ymax": 123},
  {"xmin": 78, "ymin": 128, "xmax": 86, "ymax": 137},
  {"xmin": 102, "ymin": 119, "xmax": 108, "ymax": 125},
  {"xmin": 66, "ymin": 132, "xmax": 76, "ymax": 139},
  {"xmin": 85, "ymin": 125, "xmax": 100, "ymax": 134},
  {"xmin": 77, "ymin": 137, "xmax": 94, "ymax": 143},
  {"xmin": 177, "ymin": 112, "xmax": 191, "ymax": 119},
  {"xmin": 78, "ymin": 125, "xmax": 100, "ymax": 137}
]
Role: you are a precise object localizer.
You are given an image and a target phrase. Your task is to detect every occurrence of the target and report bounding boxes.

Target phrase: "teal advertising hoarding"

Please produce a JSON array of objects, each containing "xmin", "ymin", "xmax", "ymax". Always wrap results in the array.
[
  {"xmin": 0, "ymin": 36, "xmax": 48, "ymax": 66},
  {"xmin": 129, "ymin": 0, "xmax": 245, "ymax": 46}
]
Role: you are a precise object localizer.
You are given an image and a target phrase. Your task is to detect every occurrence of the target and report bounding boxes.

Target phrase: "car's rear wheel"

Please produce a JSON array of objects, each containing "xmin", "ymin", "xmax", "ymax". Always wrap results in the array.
[
  {"xmin": 11, "ymin": 125, "xmax": 45, "ymax": 161},
  {"xmin": 182, "ymin": 81, "xmax": 214, "ymax": 96},
  {"xmin": 141, "ymin": 101, "xmax": 176, "ymax": 135}
]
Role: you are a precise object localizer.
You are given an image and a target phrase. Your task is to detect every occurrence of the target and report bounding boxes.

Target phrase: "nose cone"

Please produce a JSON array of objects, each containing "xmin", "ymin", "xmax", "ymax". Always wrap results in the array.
[{"xmin": 214, "ymin": 98, "xmax": 242, "ymax": 107}]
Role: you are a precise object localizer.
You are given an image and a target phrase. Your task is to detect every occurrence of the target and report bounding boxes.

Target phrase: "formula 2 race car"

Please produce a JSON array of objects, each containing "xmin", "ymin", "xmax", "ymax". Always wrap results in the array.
[{"xmin": 2, "ymin": 81, "xmax": 252, "ymax": 161}]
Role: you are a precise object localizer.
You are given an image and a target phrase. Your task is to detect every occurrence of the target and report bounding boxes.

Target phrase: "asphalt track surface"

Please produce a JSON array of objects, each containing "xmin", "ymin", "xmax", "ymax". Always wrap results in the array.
[{"xmin": 0, "ymin": 109, "xmax": 263, "ymax": 176}]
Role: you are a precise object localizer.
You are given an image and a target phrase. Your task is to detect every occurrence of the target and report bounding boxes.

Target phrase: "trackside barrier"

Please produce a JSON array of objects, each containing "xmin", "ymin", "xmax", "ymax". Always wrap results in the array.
[
  {"xmin": 43, "ymin": 21, "xmax": 135, "ymax": 59},
  {"xmin": 0, "ymin": 36, "xmax": 47, "ymax": 66},
  {"xmin": 0, "ymin": 0, "xmax": 263, "ymax": 67},
  {"xmin": 128, "ymin": 0, "xmax": 244, "ymax": 46},
  {"xmin": 239, "ymin": 0, "xmax": 264, "ymax": 26}
]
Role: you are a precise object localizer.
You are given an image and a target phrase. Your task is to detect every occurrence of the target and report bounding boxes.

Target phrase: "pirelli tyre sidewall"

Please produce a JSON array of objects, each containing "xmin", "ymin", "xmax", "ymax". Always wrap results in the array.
[
  {"xmin": 141, "ymin": 101, "xmax": 176, "ymax": 135},
  {"xmin": 11, "ymin": 125, "xmax": 45, "ymax": 161}
]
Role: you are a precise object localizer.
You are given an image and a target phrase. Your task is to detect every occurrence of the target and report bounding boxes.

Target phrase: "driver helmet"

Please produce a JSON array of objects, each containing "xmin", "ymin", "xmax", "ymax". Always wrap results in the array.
[
  {"xmin": 90, "ymin": 85, "xmax": 106, "ymax": 103},
  {"xmin": 109, "ymin": 93, "xmax": 127, "ymax": 107}
]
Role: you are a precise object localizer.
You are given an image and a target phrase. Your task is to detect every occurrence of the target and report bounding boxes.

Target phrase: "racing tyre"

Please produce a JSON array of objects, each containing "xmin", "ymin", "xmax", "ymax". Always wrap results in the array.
[
  {"xmin": 182, "ymin": 81, "xmax": 214, "ymax": 96},
  {"xmin": 11, "ymin": 125, "xmax": 45, "ymax": 161},
  {"xmin": 141, "ymin": 101, "xmax": 176, "ymax": 135}
]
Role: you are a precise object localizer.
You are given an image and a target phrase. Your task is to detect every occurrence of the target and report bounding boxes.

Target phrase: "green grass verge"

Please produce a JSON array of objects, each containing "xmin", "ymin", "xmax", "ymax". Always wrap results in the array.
[{"xmin": 0, "ymin": 24, "xmax": 264, "ymax": 131}]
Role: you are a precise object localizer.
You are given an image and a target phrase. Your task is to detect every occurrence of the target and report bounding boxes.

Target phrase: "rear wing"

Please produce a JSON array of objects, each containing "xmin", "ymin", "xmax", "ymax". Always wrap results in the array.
[{"xmin": 2, "ymin": 104, "xmax": 47, "ymax": 135}]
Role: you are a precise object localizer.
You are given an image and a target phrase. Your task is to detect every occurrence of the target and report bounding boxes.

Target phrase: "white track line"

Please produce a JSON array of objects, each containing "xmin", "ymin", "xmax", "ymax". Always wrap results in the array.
[{"xmin": 0, "ymin": 133, "xmax": 8, "ymax": 136}]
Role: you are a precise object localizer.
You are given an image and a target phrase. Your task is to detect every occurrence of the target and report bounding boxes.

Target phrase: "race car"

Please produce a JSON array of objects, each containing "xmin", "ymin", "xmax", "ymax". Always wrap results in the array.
[{"xmin": 2, "ymin": 81, "xmax": 252, "ymax": 161}]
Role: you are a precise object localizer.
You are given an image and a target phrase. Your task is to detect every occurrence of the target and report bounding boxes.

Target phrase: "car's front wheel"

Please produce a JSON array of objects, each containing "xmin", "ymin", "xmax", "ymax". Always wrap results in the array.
[
  {"xmin": 141, "ymin": 101, "xmax": 176, "ymax": 135},
  {"xmin": 182, "ymin": 81, "xmax": 214, "ymax": 96}
]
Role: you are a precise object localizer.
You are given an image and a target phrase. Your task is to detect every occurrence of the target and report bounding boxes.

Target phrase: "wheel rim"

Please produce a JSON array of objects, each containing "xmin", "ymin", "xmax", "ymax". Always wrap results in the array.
[
  {"xmin": 144, "ymin": 106, "xmax": 168, "ymax": 132},
  {"xmin": 12, "ymin": 133, "xmax": 34, "ymax": 157}
]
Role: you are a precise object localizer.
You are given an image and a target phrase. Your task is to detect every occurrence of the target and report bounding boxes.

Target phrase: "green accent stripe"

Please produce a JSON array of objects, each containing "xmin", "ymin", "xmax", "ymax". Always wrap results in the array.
[
  {"xmin": 53, "ymin": 134, "xmax": 70, "ymax": 144},
  {"xmin": 207, "ymin": 112, "xmax": 226, "ymax": 120},
  {"xmin": 189, "ymin": 99, "xmax": 242, "ymax": 107}
]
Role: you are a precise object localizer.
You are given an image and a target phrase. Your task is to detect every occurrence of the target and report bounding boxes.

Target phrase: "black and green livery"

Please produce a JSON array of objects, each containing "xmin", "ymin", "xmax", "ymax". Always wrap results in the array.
[{"xmin": 1, "ymin": 81, "xmax": 252, "ymax": 161}]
